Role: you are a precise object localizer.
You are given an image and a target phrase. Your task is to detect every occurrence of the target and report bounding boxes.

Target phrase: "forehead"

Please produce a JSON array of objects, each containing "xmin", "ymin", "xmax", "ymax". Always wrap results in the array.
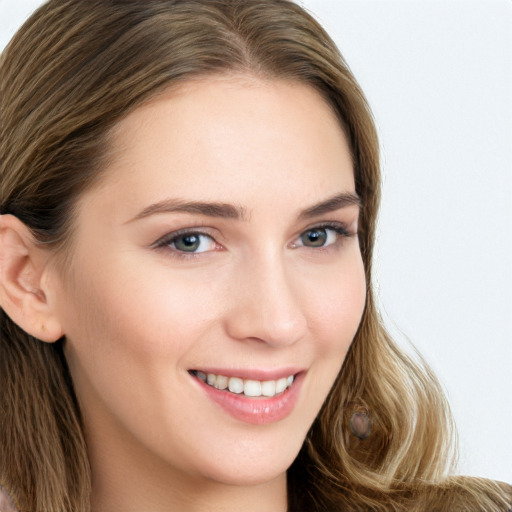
[{"xmin": 81, "ymin": 75, "xmax": 355, "ymax": 222}]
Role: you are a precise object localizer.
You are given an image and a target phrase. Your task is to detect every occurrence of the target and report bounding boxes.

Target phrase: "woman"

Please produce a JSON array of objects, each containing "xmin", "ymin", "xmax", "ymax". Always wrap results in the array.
[{"xmin": 0, "ymin": 1, "xmax": 510, "ymax": 511}]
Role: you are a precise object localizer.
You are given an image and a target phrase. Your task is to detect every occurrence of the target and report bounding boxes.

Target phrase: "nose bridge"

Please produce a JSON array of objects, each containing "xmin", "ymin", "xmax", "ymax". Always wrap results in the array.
[{"xmin": 225, "ymin": 249, "xmax": 307, "ymax": 347}]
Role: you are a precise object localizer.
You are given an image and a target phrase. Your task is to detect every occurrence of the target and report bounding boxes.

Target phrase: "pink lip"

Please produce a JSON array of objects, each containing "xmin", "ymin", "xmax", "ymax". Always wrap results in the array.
[{"xmin": 190, "ymin": 370, "xmax": 305, "ymax": 425}]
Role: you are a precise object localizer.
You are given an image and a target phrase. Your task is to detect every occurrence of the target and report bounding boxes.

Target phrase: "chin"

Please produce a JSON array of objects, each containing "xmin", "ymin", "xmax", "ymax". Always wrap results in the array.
[
  {"xmin": 202, "ymin": 463, "xmax": 290, "ymax": 487},
  {"xmin": 195, "ymin": 443, "xmax": 300, "ymax": 487}
]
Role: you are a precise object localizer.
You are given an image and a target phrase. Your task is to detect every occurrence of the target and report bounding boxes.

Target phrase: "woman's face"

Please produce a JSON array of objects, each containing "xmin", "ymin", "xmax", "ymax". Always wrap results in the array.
[{"xmin": 54, "ymin": 76, "xmax": 366, "ymax": 488}]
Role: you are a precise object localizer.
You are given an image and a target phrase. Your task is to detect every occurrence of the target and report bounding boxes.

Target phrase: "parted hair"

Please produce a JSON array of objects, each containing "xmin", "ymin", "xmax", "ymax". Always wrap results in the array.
[{"xmin": 1, "ymin": 1, "xmax": 511, "ymax": 511}]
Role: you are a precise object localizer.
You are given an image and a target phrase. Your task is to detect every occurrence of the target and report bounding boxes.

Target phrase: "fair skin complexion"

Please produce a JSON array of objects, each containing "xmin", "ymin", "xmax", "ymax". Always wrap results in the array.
[{"xmin": 0, "ymin": 76, "xmax": 365, "ymax": 512}]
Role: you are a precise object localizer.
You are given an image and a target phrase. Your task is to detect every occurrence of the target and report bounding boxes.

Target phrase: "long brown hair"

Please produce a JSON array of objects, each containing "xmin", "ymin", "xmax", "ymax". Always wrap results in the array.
[{"xmin": 1, "ymin": 1, "xmax": 510, "ymax": 511}]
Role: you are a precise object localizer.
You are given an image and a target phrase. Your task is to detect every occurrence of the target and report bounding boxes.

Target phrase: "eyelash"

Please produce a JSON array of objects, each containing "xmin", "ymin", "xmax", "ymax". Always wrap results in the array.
[
  {"xmin": 153, "ymin": 222, "xmax": 353, "ymax": 260},
  {"xmin": 291, "ymin": 222, "xmax": 351, "ymax": 250}
]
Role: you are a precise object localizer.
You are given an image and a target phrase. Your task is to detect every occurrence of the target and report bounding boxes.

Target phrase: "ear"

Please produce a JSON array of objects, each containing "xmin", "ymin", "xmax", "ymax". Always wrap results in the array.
[{"xmin": 0, "ymin": 214, "xmax": 64, "ymax": 343}]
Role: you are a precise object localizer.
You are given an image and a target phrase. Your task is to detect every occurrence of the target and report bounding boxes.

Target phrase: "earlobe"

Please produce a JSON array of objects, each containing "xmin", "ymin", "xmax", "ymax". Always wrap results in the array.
[{"xmin": 0, "ymin": 214, "xmax": 64, "ymax": 343}]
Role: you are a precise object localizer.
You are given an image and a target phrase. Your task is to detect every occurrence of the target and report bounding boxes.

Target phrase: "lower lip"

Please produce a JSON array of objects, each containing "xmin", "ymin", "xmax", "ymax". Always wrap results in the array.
[{"xmin": 191, "ymin": 372, "xmax": 304, "ymax": 425}]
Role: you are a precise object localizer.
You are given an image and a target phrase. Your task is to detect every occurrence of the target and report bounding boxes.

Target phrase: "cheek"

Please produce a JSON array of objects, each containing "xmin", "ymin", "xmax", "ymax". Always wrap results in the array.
[
  {"xmin": 59, "ymin": 259, "xmax": 222, "ymax": 440},
  {"xmin": 290, "ymin": 248, "xmax": 366, "ymax": 435},
  {"xmin": 59, "ymin": 253, "xmax": 229, "ymax": 422},
  {"xmin": 65, "ymin": 255, "xmax": 216, "ymax": 351},
  {"xmin": 304, "ymin": 251, "xmax": 366, "ymax": 357}
]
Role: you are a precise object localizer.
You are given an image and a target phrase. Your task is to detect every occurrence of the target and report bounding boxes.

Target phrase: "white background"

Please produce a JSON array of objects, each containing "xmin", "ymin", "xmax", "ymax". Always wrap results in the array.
[{"xmin": 1, "ymin": 0, "xmax": 511, "ymax": 484}]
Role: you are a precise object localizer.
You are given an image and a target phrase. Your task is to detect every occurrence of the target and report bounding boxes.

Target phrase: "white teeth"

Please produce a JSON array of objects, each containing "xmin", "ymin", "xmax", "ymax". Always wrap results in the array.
[
  {"xmin": 244, "ymin": 380, "xmax": 262, "ymax": 397},
  {"xmin": 192, "ymin": 371, "xmax": 295, "ymax": 397},
  {"xmin": 275, "ymin": 377, "xmax": 288, "ymax": 394},
  {"xmin": 215, "ymin": 374, "xmax": 228, "ymax": 390},
  {"xmin": 228, "ymin": 377, "xmax": 244, "ymax": 394},
  {"xmin": 261, "ymin": 380, "xmax": 276, "ymax": 397}
]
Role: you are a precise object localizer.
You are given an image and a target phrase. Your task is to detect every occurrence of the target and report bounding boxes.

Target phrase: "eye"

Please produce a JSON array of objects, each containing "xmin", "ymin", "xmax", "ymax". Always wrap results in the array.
[
  {"xmin": 300, "ymin": 228, "xmax": 332, "ymax": 247},
  {"xmin": 295, "ymin": 224, "xmax": 349, "ymax": 248},
  {"xmin": 157, "ymin": 231, "xmax": 217, "ymax": 254}
]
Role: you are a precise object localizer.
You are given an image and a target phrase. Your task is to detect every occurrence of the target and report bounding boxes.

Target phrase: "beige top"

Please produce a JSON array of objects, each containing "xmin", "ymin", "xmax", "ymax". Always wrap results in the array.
[{"xmin": 0, "ymin": 486, "xmax": 18, "ymax": 512}]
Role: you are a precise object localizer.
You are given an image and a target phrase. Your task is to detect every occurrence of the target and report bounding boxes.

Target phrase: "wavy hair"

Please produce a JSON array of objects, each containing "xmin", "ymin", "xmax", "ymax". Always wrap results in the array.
[{"xmin": 1, "ymin": 1, "xmax": 510, "ymax": 511}]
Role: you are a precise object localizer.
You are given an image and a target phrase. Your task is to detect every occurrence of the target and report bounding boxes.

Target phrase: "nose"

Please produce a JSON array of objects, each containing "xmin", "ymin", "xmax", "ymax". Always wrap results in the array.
[{"xmin": 223, "ymin": 254, "xmax": 308, "ymax": 348}]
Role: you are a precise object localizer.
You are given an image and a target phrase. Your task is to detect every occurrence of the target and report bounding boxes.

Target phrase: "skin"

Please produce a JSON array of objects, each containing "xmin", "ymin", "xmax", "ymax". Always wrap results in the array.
[{"xmin": 1, "ymin": 76, "xmax": 366, "ymax": 512}]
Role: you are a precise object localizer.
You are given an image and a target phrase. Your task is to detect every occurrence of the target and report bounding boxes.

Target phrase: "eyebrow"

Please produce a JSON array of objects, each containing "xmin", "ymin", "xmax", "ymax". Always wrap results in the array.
[
  {"xmin": 298, "ymin": 192, "xmax": 361, "ymax": 220},
  {"xmin": 128, "ymin": 192, "xmax": 360, "ymax": 223},
  {"xmin": 128, "ymin": 199, "xmax": 248, "ymax": 222}
]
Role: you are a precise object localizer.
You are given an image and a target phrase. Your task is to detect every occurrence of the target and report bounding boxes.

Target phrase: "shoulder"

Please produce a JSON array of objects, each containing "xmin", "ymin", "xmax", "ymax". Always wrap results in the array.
[{"xmin": 0, "ymin": 485, "xmax": 19, "ymax": 512}]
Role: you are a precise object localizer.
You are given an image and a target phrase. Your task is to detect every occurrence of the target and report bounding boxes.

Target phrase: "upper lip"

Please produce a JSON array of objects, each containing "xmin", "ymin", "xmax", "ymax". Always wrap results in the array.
[{"xmin": 189, "ymin": 367, "xmax": 305, "ymax": 381}]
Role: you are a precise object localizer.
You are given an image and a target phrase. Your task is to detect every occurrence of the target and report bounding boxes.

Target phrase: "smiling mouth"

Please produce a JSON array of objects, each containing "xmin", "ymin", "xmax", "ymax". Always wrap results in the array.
[{"xmin": 189, "ymin": 370, "xmax": 295, "ymax": 398}]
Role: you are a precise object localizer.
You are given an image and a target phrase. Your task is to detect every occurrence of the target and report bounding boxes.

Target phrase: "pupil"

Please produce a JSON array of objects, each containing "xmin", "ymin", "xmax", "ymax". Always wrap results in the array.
[
  {"xmin": 303, "ymin": 229, "xmax": 327, "ymax": 247},
  {"xmin": 177, "ymin": 234, "xmax": 200, "ymax": 251}
]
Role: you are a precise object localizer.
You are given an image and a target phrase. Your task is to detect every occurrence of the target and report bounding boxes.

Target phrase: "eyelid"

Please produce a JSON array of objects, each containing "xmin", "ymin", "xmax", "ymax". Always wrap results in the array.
[{"xmin": 299, "ymin": 220, "xmax": 352, "ymax": 237}]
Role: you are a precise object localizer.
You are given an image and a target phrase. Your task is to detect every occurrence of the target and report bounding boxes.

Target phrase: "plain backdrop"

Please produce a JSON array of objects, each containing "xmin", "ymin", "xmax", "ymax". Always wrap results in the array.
[{"xmin": 1, "ymin": 0, "xmax": 511, "ymax": 484}]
